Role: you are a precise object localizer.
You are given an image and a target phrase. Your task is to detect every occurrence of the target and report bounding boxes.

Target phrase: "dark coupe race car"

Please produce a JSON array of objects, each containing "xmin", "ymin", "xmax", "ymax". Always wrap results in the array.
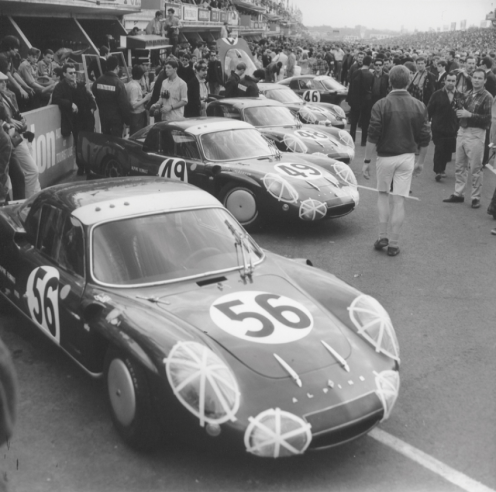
[
  {"xmin": 258, "ymin": 83, "xmax": 348, "ymax": 128},
  {"xmin": 0, "ymin": 178, "xmax": 400, "ymax": 456},
  {"xmin": 206, "ymin": 99, "xmax": 354, "ymax": 163},
  {"xmin": 78, "ymin": 118, "xmax": 359, "ymax": 229},
  {"xmin": 279, "ymin": 75, "xmax": 348, "ymax": 106}
]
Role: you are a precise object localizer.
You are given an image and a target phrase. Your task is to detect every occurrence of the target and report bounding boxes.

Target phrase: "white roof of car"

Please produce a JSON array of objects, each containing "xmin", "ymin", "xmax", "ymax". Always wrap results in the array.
[
  {"xmin": 185, "ymin": 119, "xmax": 253, "ymax": 136},
  {"xmin": 72, "ymin": 190, "xmax": 221, "ymax": 226}
]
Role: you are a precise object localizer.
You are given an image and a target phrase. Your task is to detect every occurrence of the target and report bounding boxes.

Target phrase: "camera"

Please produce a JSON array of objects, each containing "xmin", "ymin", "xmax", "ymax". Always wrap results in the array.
[{"xmin": 161, "ymin": 89, "xmax": 170, "ymax": 100}]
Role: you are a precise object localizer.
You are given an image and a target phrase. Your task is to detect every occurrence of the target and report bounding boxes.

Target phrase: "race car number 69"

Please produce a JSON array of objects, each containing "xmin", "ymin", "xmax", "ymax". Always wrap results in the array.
[
  {"xmin": 210, "ymin": 291, "xmax": 313, "ymax": 344},
  {"xmin": 26, "ymin": 266, "xmax": 61, "ymax": 343}
]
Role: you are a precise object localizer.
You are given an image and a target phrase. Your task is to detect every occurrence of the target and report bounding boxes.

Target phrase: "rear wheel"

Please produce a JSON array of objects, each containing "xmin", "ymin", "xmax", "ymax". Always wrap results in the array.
[
  {"xmin": 104, "ymin": 348, "xmax": 162, "ymax": 450},
  {"xmin": 102, "ymin": 157, "xmax": 127, "ymax": 178},
  {"xmin": 219, "ymin": 184, "xmax": 261, "ymax": 231}
]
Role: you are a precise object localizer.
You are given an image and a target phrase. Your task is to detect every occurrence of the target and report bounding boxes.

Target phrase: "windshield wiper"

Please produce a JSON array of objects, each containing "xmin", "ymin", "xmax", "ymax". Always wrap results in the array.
[{"xmin": 224, "ymin": 220, "xmax": 254, "ymax": 283}]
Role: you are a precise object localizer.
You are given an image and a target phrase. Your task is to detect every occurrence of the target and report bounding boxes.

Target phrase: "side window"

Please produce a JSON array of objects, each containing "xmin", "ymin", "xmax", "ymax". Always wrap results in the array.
[
  {"xmin": 37, "ymin": 206, "xmax": 63, "ymax": 258},
  {"xmin": 143, "ymin": 129, "xmax": 160, "ymax": 153},
  {"xmin": 159, "ymin": 130, "xmax": 175, "ymax": 156},
  {"xmin": 289, "ymin": 79, "xmax": 300, "ymax": 90},
  {"xmin": 171, "ymin": 131, "xmax": 201, "ymax": 160},
  {"xmin": 58, "ymin": 216, "xmax": 85, "ymax": 277},
  {"xmin": 298, "ymin": 80, "xmax": 309, "ymax": 90},
  {"xmin": 222, "ymin": 106, "xmax": 242, "ymax": 120}
]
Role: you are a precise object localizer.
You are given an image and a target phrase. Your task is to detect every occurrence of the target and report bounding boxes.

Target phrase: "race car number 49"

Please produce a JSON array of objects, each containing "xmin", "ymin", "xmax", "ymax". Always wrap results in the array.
[
  {"xmin": 275, "ymin": 163, "xmax": 323, "ymax": 180},
  {"xmin": 210, "ymin": 291, "xmax": 313, "ymax": 344},
  {"xmin": 294, "ymin": 129, "xmax": 329, "ymax": 141}
]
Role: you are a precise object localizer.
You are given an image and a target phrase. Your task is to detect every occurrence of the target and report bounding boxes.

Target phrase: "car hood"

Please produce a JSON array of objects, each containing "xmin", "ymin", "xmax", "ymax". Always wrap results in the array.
[{"xmin": 143, "ymin": 271, "xmax": 353, "ymax": 379}]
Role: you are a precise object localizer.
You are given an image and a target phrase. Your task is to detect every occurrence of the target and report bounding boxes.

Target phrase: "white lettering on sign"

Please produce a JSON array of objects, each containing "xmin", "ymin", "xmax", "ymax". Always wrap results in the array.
[
  {"xmin": 275, "ymin": 163, "xmax": 323, "ymax": 180},
  {"xmin": 210, "ymin": 291, "xmax": 313, "ymax": 344},
  {"xmin": 30, "ymin": 124, "xmax": 56, "ymax": 173},
  {"xmin": 157, "ymin": 158, "xmax": 188, "ymax": 182},
  {"xmin": 97, "ymin": 84, "xmax": 116, "ymax": 91}
]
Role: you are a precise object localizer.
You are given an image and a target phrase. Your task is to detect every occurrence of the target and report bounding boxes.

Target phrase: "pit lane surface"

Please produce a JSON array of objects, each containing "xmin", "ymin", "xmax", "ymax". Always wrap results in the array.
[{"xmin": 1, "ymin": 141, "xmax": 495, "ymax": 492}]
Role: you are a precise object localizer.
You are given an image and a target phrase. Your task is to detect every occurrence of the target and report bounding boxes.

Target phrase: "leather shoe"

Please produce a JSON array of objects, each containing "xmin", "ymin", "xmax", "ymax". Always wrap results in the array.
[
  {"xmin": 471, "ymin": 199, "xmax": 481, "ymax": 209},
  {"xmin": 374, "ymin": 238, "xmax": 389, "ymax": 250},
  {"xmin": 387, "ymin": 246, "xmax": 400, "ymax": 256},
  {"xmin": 435, "ymin": 174, "xmax": 442, "ymax": 182},
  {"xmin": 443, "ymin": 194, "xmax": 464, "ymax": 203}
]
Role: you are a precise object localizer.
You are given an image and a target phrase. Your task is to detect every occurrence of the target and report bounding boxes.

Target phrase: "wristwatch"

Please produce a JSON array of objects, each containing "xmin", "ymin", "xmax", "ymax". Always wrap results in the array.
[{"xmin": 364, "ymin": 159, "xmax": 371, "ymax": 164}]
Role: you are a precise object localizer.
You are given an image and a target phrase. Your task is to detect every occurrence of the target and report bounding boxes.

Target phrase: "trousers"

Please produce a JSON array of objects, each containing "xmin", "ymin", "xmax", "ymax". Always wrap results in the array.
[
  {"xmin": 10, "ymin": 139, "xmax": 40, "ymax": 199},
  {"xmin": 0, "ymin": 128, "xmax": 12, "ymax": 204},
  {"xmin": 454, "ymin": 127, "xmax": 485, "ymax": 200},
  {"xmin": 349, "ymin": 101, "xmax": 372, "ymax": 145}
]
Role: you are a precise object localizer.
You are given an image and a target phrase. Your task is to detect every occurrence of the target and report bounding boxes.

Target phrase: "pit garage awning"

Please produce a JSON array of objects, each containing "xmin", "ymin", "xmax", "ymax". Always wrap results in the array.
[{"xmin": 232, "ymin": 0, "xmax": 266, "ymax": 13}]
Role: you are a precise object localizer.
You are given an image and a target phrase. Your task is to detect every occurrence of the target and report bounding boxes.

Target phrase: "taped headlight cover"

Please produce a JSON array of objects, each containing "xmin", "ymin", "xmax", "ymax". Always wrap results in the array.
[
  {"xmin": 338, "ymin": 129, "xmax": 354, "ymax": 148},
  {"xmin": 374, "ymin": 370, "xmax": 400, "ymax": 421},
  {"xmin": 263, "ymin": 173, "xmax": 299, "ymax": 203},
  {"xmin": 348, "ymin": 295, "xmax": 400, "ymax": 362},
  {"xmin": 244, "ymin": 408, "xmax": 312, "ymax": 458},
  {"xmin": 283, "ymin": 133, "xmax": 309, "ymax": 154},
  {"xmin": 331, "ymin": 161, "xmax": 358, "ymax": 187},
  {"xmin": 164, "ymin": 341, "xmax": 240, "ymax": 426},
  {"xmin": 299, "ymin": 199, "xmax": 327, "ymax": 221}
]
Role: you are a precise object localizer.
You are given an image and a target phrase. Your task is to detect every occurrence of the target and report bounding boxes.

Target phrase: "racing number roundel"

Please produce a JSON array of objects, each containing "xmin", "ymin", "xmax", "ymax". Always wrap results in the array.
[
  {"xmin": 158, "ymin": 158, "xmax": 188, "ymax": 182},
  {"xmin": 294, "ymin": 129, "xmax": 329, "ymax": 141},
  {"xmin": 275, "ymin": 163, "xmax": 323, "ymax": 180},
  {"xmin": 210, "ymin": 291, "xmax": 313, "ymax": 344},
  {"xmin": 303, "ymin": 90, "xmax": 320, "ymax": 103},
  {"xmin": 26, "ymin": 266, "xmax": 61, "ymax": 343}
]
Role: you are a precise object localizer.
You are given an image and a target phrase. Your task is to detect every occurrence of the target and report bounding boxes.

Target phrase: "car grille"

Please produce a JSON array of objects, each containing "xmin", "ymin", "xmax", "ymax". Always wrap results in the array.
[
  {"xmin": 326, "ymin": 202, "xmax": 355, "ymax": 218},
  {"xmin": 305, "ymin": 392, "xmax": 384, "ymax": 449}
]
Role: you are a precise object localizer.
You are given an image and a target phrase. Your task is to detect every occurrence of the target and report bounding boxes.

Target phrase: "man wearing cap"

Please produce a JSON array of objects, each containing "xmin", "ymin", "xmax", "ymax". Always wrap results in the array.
[{"xmin": 164, "ymin": 8, "xmax": 181, "ymax": 56}]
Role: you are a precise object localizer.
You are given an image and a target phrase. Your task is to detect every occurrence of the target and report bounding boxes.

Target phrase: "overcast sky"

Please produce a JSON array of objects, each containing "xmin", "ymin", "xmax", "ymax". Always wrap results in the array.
[{"xmin": 292, "ymin": 0, "xmax": 492, "ymax": 32}]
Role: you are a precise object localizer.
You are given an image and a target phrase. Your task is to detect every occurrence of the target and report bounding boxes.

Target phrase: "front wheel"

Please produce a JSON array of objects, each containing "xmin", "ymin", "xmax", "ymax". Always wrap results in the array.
[
  {"xmin": 101, "ymin": 157, "xmax": 127, "ymax": 178},
  {"xmin": 219, "ymin": 184, "xmax": 261, "ymax": 231},
  {"xmin": 104, "ymin": 349, "xmax": 162, "ymax": 450}
]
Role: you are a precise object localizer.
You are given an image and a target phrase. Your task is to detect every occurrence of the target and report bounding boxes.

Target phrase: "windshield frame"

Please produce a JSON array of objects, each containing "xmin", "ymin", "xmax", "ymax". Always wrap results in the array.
[
  {"xmin": 199, "ymin": 128, "xmax": 275, "ymax": 162},
  {"xmin": 88, "ymin": 206, "xmax": 265, "ymax": 288},
  {"xmin": 242, "ymin": 105, "xmax": 298, "ymax": 129}
]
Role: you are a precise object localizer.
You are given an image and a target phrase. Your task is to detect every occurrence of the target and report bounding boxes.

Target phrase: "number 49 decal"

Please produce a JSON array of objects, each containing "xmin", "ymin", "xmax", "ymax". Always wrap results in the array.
[
  {"xmin": 26, "ymin": 266, "xmax": 61, "ymax": 343},
  {"xmin": 210, "ymin": 291, "xmax": 314, "ymax": 344}
]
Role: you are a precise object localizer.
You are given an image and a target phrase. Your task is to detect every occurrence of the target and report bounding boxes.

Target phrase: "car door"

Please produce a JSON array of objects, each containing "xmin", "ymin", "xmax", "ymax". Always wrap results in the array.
[{"xmin": 17, "ymin": 205, "xmax": 90, "ymax": 366}]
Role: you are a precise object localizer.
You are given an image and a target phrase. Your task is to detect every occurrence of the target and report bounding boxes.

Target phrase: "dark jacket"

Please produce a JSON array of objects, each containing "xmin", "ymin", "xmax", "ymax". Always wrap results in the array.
[
  {"xmin": 371, "ymin": 72, "xmax": 389, "ymax": 105},
  {"xmin": 368, "ymin": 90, "xmax": 431, "ymax": 157},
  {"xmin": 224, "ymin": 71, "xmax": 240, "ymax": 98},
  {"xmin": 427, "ymin": 88, "xmax": 461, "ymax": 137},
  {"xmin": 207, "ymin": 59, "xmax": 223, "ymax": 85},
  {"xmin": 236, "ymin": 75, "xmax": 259, "ymax": 97},
  {"xmin": 485, "ymin": 70, "xmax": 496, "ymax": 97},
  {"xmin": 347, "ymin": 68, "xmax": 374, "ymax": 108},
  {"xmin": 92, "ymin": 71, "xmax": 131, "ymax": 125},
  {"xmin": 177, "ymin": 63, "xmax": 195, "ymax": 84},
  {"xmin": 184, "ymin": 76, "xmax": 204, "ymax": 117},
  {"xmin": 435, "ymin": 71, "xmax": 448, "ymax": 91},
  {"xmin": 149, "ymin": 69, "xmax": 167, "ymax": 108},
  {"xmin": 52, "ymin": 79, "xmax": 95, "ymax": 137},
  {"xmin": 408, "ymin": 70, "xmax": 436, "ymax": 105}
]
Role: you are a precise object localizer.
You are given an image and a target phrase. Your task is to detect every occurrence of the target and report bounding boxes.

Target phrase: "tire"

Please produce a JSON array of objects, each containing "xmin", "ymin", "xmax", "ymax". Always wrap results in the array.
[
  {"xmin": 219, "ymin": 184, "xmax": 261, "ymax": 231},
  {"xmin": 104, "ymin": 349, "xmax": 162, "ymax": 450},
  {"xmin": 101, "ymin": 157, "xmax": 127, "ymax": 178}
]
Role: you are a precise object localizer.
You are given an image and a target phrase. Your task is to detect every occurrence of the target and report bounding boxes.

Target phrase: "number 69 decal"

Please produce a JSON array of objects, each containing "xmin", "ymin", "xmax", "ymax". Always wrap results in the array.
[
  {"xmin": 303, "ymin": 90, "xmax": 320, "ymax": 103},
  {"xmin": 26, "ymin": 266, "xmax": 61, "ymax": 343},
  {"xmin": 210, "ymin": 291, "xmax": 313, "ymax": 344}
]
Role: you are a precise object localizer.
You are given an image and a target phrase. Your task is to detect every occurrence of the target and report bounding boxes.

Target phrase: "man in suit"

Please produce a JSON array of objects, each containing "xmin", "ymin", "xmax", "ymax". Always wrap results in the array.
[
  {"xmin": 184, "ymin": 60, "xmax": 208, "ymax": 117},
  {"xmin": 371, "ymin": 58, "xmax": 389, "ymax": 106},
  {"xmin": 348, "ymin": 55, "xmax": 374, "ymax": 146}
]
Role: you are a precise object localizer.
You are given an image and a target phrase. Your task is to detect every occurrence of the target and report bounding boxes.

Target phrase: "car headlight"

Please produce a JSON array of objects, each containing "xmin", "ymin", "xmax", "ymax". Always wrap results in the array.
[
  {"xmin": 348, "ymin": 295, "xmax": 400, "ymax": 362},
  {"xmin": 283, "ymin": 134, "xmax": 308, "ymax": 154},
  {"xmin": 164, "ymin": 341, "xmax": 240, "ymax": 426},
  {"xmin": 299, "ymin": 199, "xmax": 327, "ymax": 221},
  {"xmin": 332, "ymin": 161, "xmax": 357, "ymax": 187},
  {"xmin": 338, "ymin": 130, "xmax": 354, "ymax": 148},
  {"xmin": 263, "ymin": 173, "xmax": 299, "ymax": 203},
  {"xmin": 244, "ymin": 408, "xmax": 312, "ymax": 458},
  {"xmin": 375, "ymin": 370, "xmax": 400, "ymax": 421}
]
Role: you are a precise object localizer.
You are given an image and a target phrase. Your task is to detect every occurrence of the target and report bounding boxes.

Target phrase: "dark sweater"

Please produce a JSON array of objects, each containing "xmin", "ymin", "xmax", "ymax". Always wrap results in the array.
[
  {"xmin": 367, "ymin": 90, "xmax": 431, "ymax": 156},
  {"xmin": 427, "ymin": 88, "xmax": 461, "ymax": 137}
]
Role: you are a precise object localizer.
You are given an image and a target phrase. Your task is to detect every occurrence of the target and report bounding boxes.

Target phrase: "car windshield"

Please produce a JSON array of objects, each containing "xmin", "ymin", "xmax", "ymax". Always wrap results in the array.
[
  {"xmin": 316, "ymin": 76, "xmax": 347, "ymax": 91},
  {"xmin": 201, "ymin": 129, "xmax": 274, "ymax": 161},
  {"xmin": 129, "ymin": 124, "xmax": 153, "ymax": 143},
  {"xmin": 265, "ymin": 88, "xmax": 302, "ymax": 103},
  {"xmin": 244, "ymin": 106, "xmax": 296, "ymax": 127},
  {"xmin": 92, "ymin": 208, "xmax": 263, "ymax": 286}
]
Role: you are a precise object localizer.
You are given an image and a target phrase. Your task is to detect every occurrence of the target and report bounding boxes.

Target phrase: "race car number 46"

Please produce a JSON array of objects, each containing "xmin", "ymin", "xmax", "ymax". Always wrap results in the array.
[
  {"xmin": 26, "ymin": 266, "xmax": 61, "ymax": 343},
  {"xmin": 210, "ymin": 291, "xmax": 313, "ymax": 344}
]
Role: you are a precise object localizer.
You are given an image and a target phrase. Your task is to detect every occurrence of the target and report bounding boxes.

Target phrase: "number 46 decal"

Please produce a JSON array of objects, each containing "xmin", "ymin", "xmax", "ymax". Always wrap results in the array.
[
  {"xmin": 210, "ymin": 291, "xmax": 314, "ymax": 344},
  {"xmin": 26, "ymin": 266, "xmax": 61, "ymax": 343},
  {"xmin": 303, "ymin": 90, "xmax": 320, "ymax": 103}
]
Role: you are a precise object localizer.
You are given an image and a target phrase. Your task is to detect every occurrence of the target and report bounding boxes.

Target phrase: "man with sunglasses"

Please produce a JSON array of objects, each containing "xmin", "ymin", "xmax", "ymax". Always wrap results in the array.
[
  {"xmin": 185, "ymin": 61, "xmax": 208, "ymax": 117},
  {"xmin": 371, "ymin": 58, "xmax": 389, "ymax": 106}
]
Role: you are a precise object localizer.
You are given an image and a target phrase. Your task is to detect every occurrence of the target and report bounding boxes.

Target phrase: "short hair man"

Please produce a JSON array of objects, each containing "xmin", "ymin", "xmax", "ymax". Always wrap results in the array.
[
  {"xmin": 443, "ymin": 68, "xmax": 493, "ymax": 209},
  {"xmin": 184, "ymin": 60, "xmax": 208, "ymax": 117},
  {"xmin": 225, "ymin": 62, "xmax": 246, "ymax": 98},
  {"xmin": 363, "ymin": 65, "xmax": 431, "ymax": 256},
  {"xmin": 125, "ymin": 65, "xmax": 152, "ymax": 135}
]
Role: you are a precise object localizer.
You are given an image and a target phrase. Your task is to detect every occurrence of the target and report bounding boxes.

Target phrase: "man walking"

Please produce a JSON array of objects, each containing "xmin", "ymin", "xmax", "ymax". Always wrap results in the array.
[
  {"xmin": 371, "ymin": 58, "xmax": 389, "ymax": 107},
  {"xmin": 408, "ymin": 57, "xmax": 435, "ymax": 106},
  {"xmin": 427, "ymin": 72, "xmax": 461, "ymax": 182},
  {"xmin": 363, "ymin": 65, "xmax": 431, "ymax": 256},
  {"xmin": 443, "ymin": 68, "xmax": 493, "ymax": 209}
]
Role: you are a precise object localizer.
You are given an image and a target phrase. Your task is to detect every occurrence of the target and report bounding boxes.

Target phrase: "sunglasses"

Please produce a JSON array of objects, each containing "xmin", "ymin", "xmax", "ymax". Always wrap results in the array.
[{"xmin": 375, "ymin": 63, "xmax": 383, "ymax": 67}]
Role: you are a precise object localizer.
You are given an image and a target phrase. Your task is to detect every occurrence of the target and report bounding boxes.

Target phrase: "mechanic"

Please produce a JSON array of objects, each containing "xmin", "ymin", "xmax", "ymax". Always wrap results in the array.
[
  {"xmin": 185, "ymin": 60, "xmax": 208, "ymax": 117},
  {"xmin": 363, "ymin": 65, "xmax": 431, "ymax": 257},
  {"xmin": 53, "ymin": 63, "xmax": 96, "ymax": 174},
  {"xmin": 443, "ymin": 68, "xmax": 492, "ymax": 209},
  {"xmin": 92, "ymin": 55, "xmax": 131, "ymax": 137},
  {"xmin": 126, "ymin": 65, "xmax": 152, "ymax": 135},
  {"xmin": 150, "ymin": 59, "xmax": 187, "ymax": 122},
  {"xmin": 236, "ymin": 69, "xmax": 265, "ymax": 98},
  {"xmin": 426, "ymin": 72, "xmax": 461, "ymax": 182},
  {"xmin": 225, "ymin": 62, "xmax": 246, "ymax": 98}
]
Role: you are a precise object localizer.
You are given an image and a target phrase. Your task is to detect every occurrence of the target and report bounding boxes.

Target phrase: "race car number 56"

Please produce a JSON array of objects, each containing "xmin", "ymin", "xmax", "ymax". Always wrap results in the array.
[
  {"xmin": 210, "ymin": 291, "xmax": 313, "ymax": 344},
  {"xmin": 26, "ymin": 266, "xmax": 61, "ymax": 343}
]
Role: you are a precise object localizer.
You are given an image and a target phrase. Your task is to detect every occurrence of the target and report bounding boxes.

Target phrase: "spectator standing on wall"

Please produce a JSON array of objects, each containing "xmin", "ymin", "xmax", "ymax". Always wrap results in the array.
[
  {"xmin": 52, "ymin": 63, "xmax": 96, "ymax": 175},
  {"xmin": 92, "ymin": 55, "xmax": 131, "ymax": 137},
  {"xmin": 164, "ymin": 8, "xmax": 181, "ymax": 56},
  {"xmin": 37, "ymin": 49, "xmax": 56, "ymax": 78},
  {"xmin": 126, "ymin": 65, "xmax": 151, "ymax": 135},
  {"xmin": 146, "ymin": 11, "xmax": 165, "ymax": 67},
  {"xmin": 18, "ymin": 48, "xmax": 55, "ymax": 108}
]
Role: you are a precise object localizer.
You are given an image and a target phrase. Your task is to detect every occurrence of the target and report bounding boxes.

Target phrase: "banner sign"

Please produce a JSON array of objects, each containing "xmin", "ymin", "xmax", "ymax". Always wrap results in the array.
[
  {"xmin": 198, "ymin": 8, "xmax": 210, "ymax": 21},
  {"xmin": 210, "ymin": 9, "xmax": 220, "ymax": 22},
  {"xmin": 183, "ymin": 5, "xmax": 198, "ymax": 21}
]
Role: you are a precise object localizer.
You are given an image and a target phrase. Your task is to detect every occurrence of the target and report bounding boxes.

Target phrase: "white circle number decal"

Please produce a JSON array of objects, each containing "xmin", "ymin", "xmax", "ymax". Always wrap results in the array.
[
  {"xmin": 210, "ymin": 291, "xmax": 313, "ymax": 344},
  {"xmin": 158, "ymin": 158, "xmax": 188, "ymax": 182},
  {"xmin": 303, "ymin": 90, "xmax": 320, "ymax": 102},
  {"xmin": 294, "ymin": 129, "xmax": 329, "ymax": 141},
  {"xmin": 275, "ymin": 163, "xmax": 323, "ymax": 180},
  {"xmin": 26, "ymin": 266, "xmax": 61, "ymax": 342}
]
